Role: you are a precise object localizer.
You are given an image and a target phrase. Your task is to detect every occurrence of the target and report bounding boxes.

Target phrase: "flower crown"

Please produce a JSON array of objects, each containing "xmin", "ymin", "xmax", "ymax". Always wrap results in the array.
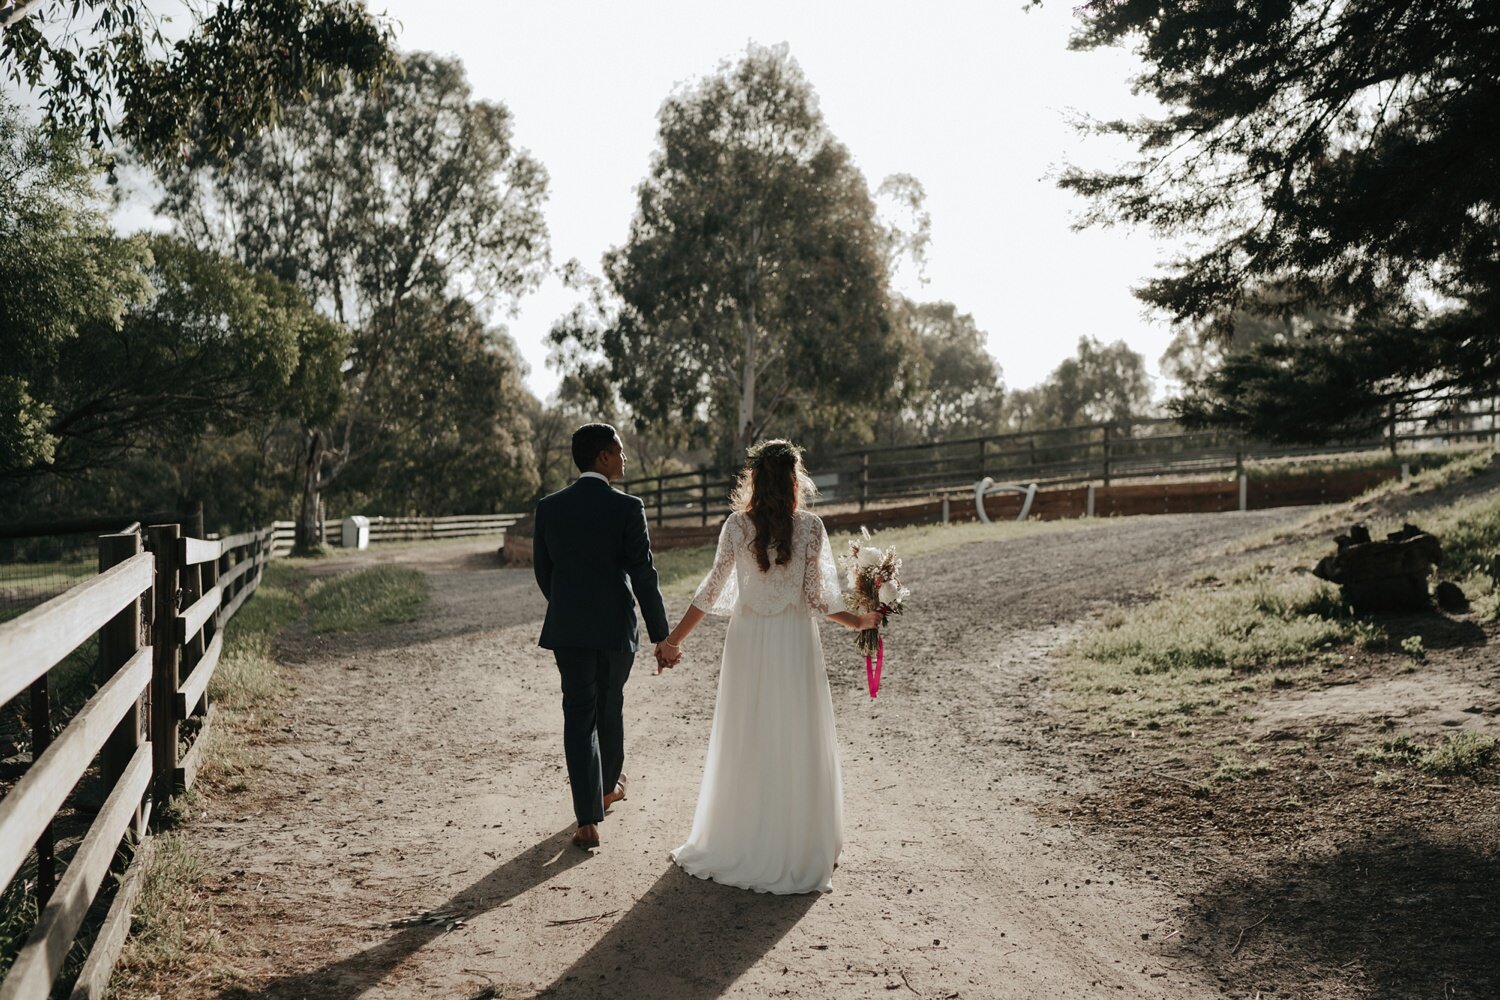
[{"xmin": 747, "ymin": 439, "xmax": 801, "ymax": 469}]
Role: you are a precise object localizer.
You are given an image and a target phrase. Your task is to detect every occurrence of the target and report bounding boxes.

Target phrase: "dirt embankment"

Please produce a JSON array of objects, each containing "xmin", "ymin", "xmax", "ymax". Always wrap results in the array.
[{"xmin": 119, "ymin": 497, "xmax": 1495, "ymax": 999}]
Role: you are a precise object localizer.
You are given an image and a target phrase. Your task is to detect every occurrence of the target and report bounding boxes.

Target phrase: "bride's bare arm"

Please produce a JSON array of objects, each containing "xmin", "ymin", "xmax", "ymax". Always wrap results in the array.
[
  {"xmin": 662, "ymin": 605, "xmax": 706, "ymax": 652},
  {"xmin": 827, "ymin": 611, "xmax": 881, "ymax": 630}
]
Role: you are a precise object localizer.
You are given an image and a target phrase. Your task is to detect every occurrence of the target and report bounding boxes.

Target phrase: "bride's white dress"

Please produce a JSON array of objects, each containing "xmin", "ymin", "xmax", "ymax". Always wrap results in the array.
[{"xmin": 670, "ymin": 509, "xmax": 846, "ymax": 894}]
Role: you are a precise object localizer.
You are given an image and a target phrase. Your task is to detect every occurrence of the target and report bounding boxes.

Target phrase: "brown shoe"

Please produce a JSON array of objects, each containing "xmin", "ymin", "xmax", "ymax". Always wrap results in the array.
[
  {"xmin": 603, "ymin": 773, "xmax": 629, "ymax": 810},
  {"xmin": 572, "ymin": 823, "xmax": 600, "ymax": 850}
]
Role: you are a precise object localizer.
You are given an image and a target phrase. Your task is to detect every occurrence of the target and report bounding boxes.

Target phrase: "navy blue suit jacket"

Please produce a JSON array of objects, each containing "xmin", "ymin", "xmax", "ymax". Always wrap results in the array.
[{"xmin": 533, "ymin": 475, "xmax": 670, "ymax": 652}]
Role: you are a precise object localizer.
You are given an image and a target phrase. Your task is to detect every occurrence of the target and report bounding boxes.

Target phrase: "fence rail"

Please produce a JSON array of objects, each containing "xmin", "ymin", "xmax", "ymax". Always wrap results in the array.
[
  {"xmin": 618, "ymin": 401, "xmax": 1500, "ymax": 527},
  {"xmin": 0, "ymin": 519, "xmax": 275, "ymax": 1000},
  {"xmin": 270, "ymin": 513, "xmax": 524, "ymax": 555}
]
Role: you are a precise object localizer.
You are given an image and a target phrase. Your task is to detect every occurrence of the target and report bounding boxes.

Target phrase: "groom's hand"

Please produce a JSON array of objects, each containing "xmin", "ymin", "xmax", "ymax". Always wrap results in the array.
[{"xmin": 653, "ymin": 642, "xmax": 680, "ymax": 674}]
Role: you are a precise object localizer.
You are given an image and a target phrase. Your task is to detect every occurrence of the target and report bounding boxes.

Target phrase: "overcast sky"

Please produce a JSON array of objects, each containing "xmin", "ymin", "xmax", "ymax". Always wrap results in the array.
[
  {"xmin": 366, "ymin": 1, "xmax": 1183, "ymax": 402},
  {"xmin": 100, "ymin": 2, "xmax": 1182, "ymax": 401}
]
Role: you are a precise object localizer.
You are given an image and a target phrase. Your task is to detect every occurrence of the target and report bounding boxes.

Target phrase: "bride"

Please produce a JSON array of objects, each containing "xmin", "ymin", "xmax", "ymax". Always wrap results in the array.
[{"xmin": 657, "ymin": 439, "xmax": 881, "ymax": 894}]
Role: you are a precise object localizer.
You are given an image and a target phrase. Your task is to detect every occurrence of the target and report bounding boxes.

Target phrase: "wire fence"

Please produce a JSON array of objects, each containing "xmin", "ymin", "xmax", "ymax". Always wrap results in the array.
[{"xmin": 0, "ymin": 532, "xmax": 103, "ymax": 624}]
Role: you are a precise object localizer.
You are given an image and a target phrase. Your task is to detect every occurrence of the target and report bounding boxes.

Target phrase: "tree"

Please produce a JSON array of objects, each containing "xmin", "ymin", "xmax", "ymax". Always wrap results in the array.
[
  {"xmin": 162, "ymin": 51, "xmax": 550, "ymax": 546},
  {"xmin": 0, "ymin": 97, "xmax": 152, "ymax": 472},
  {"xmin": 550, "ymin": 43, "xmax": 902, "ymax": 461},
  {"xmin": 1, "ymin": 0, "xmax": 391, "ymax": 164},
  {"xmin": 0, "ymin": 98, "xmax": 343, "ymax": 499},
  {"xmin": 334, "ymin": 297, "xmax": 539, "ymax": 514},
  {"xmin": 4, "ymin": 231, "xmax": 344, "ymax": 484},
  {"xmin": 894, "ymin": 298, "xmax": 1005, "ymax": 441},
  {"xmin": 1057, "ymin": 1, "xmax": 1500, "ymax": 440},
  {"xmin": 1004, "ymin": 337, "xmax": 1152, "ymax": 431}
]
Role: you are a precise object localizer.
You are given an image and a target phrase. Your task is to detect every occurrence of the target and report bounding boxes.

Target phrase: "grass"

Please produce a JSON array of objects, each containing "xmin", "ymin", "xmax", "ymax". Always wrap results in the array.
[
  {"xmin": 110, "ymin": 561, "xmax": 309, "ymax": 997},
  {"xmin": 1357, "ymin": 732, "xmax": 1499, "ymax": 777},
  {"xmin": 304, "ymin": 565, "xmax": 429, "ymax": 633},
  {"xmin": 1060, "ymin": 568, "xmax": 1384, "ymax": 730}
]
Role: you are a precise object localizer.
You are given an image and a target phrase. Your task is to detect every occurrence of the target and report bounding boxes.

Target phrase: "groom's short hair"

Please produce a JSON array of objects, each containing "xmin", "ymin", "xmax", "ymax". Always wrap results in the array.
[{"xmin": 571, "ymin": 423, "xmax": 619, "ymax": 473}]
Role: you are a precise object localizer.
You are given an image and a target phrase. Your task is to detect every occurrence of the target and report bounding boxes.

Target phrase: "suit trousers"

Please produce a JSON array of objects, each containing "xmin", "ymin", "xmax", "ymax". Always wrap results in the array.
[{"xmin": 554, "ymin": 647, "xmax": 634, "ymax": 825}]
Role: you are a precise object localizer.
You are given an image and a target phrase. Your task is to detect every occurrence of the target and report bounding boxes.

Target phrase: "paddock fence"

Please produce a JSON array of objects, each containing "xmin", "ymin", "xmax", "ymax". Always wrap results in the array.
[
  {"xmin": 618, "ymin": 399, "xmax": 1499, "ymax": 528},
  {"xmin": 271, "ymin": 513, "xmax": 524, "ymax": 555},
  {"xmin": 0, "ymin": 517, "xmax": 274, "ymax": 1000}
]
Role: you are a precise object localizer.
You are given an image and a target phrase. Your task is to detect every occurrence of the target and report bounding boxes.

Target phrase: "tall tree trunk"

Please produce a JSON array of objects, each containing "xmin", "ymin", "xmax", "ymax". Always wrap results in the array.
[
  {"xmin": 738, "ymin": 303, "xmax": 758, "ymax": 458},
  {"xmin": 295, "ymin": 428, "xmax": 325, "ymax": 550}
]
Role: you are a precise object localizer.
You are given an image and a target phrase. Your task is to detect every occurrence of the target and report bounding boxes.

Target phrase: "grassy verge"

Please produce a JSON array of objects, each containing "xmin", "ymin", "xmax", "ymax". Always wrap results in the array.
[
  {"xmin": 1357, "ymin": 731, "xmax": 1499, "ymax": 777},
  {"xmin": 109, "ymin": 562, "xmax": 304, "ymax": 995},
  {"xmin": 1060, "ymin": 453, "xmax": 1500, "ymax": 734},
  {"xmin": 1061, "ymin": 569, "xmax": 1383, "ymax": 731},
  {"xmin": 305, "ymin": 565, "xmax": 429, "ymax": 633}
]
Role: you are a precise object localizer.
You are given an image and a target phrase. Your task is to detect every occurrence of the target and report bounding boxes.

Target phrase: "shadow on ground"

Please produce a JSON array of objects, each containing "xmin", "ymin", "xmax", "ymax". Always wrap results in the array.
[
  {"xmin": 215, "ymin": 826, "xmax": 589, "ymax": 999},
  {"xmin": 536, "ymin": 864, "xmax": 819, "ymax": 999},
  {"xmin": 1180, "ymin": 832, "xmax": 1500, "ymax": 998}
]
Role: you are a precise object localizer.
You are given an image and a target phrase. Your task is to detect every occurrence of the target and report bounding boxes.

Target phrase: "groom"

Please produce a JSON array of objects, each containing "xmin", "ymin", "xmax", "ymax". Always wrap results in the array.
[{"xmin": 532, "ymin": 423, "xmax": 679, "ymax": 850}]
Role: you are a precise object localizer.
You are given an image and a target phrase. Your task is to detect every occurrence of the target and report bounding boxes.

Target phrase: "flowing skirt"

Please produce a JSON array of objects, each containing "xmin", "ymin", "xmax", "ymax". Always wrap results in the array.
[{"xmin": 670, "ymin": 605, "xmax": 844, "ymax": 894}]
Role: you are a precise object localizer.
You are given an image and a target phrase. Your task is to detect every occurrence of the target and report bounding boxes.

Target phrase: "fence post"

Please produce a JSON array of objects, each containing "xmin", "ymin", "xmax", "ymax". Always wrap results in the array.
[
  {"xmin": 1234, "ymin": 447, "xmax": 1244, "ymax": 481},
  {"xmin": 1101, "ymin": 424, "xmax": 1113, "ymax": 487},
  {"xmin": 1086, "ymin": 484, "xmax": 1096, "ymax": 518},
  {"xmin": 656, "ymin": 474, "xmax": 664, "ymax": 527},
  {"xmin": 147, "ymin": 523, "xmax": 182, "ymax": 805},
  {"xmin": 1239, "ymin": 475, "xmax": 1248, "ymax": 512},
  {"xmin": 1388, "ymin": 402, "xmax": 1398, "ymax": 457},
  {"xmin": 28, "ymin": 672, "xmax": 54, "ymax": 905},
  {"xmin": 99, "ymin": 528, "xmax": 148, "ymax": 838},
  {"xmin": 858, "ymin": 452, "xmax": 869, "ymax": 512},
  {"xmin": 977, "ymin": 438, "xmax": 987, "ymax": 479}
]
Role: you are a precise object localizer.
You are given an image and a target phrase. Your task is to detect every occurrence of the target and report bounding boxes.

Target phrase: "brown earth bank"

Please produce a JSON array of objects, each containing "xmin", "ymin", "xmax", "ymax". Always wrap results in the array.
[{"xmin": 110, "ymin": 499, "xmax": 1495, "ymax": 999}]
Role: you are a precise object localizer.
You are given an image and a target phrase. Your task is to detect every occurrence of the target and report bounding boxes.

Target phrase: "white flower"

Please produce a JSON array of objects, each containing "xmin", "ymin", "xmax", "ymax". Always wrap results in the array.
[
  {"xmin": 878, "ymin": 580, "xmax": 899, "ymax": 605},
  {"xmin": 857, "ymin": 545, "xmax": 884, "ymax": 568}
]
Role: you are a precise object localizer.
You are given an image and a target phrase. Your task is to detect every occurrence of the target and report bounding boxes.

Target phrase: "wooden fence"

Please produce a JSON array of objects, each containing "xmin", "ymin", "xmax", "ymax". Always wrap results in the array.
[
  {"xmin": 620, "ymin": 401, "xmax": 1498, "ymax": 526},
  {"xmin": 271, "ymin": 513, "xmax": 523, "ymax": 555},
  {"xmin": 0, "ymin": 521, "xmax": 274, "ymax": 999}
]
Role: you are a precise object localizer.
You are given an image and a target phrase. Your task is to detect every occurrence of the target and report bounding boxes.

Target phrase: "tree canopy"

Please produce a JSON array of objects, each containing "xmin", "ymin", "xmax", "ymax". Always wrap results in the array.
[
  {"xmin": 161, "ymin": 51, "xmax": 549, "ymax": 538},
  {"xmin": 550, "ymin": 43, "xmax": 902, "ymax": 461},
  {"xmin": 1059, "ymin": 1, "xmax": 1500, "ymax": 440},
  {"xmin": 1, "ymin": 0, "xmax": 391, "ymax": 164},
  {"xmin": 1004, "ymin": 336, "xmax": 1153, "ymax": 431}
]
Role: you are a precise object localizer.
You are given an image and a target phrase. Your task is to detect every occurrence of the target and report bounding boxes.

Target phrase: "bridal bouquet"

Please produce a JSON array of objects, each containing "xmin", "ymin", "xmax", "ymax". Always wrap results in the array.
[{"xmin": 840, "ymin": 528, "xmax": 909, "ymax": 699}]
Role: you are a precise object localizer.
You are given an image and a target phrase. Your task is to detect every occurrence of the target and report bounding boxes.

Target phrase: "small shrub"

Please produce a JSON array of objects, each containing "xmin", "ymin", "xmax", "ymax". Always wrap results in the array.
[
  {"xmin": 1420, "ymin": 732, "xmax": 1498, "ymax": 776},
  {"xmin": 1399, "ymin": 635, "xmax": 1427, "ymax": 662}
]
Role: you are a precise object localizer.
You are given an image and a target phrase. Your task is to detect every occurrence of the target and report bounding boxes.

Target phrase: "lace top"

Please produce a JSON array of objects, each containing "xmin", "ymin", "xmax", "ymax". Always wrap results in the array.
[{"xmin": 690, "ymin": 510, "xmax": 846, "ymax": 617}]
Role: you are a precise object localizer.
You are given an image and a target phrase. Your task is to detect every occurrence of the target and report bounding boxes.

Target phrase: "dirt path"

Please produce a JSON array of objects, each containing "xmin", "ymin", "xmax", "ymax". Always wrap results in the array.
[{"xmin": 178, "ymin": 508, "xmax": 1305, "ymax": 999}]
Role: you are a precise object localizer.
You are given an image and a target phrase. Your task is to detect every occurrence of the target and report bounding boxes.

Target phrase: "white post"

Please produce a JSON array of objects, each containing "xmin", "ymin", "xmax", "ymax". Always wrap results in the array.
[
  {"xmin": 1401, "ymin": 462, "xmax": 1411, "ymax": 483},
  {"xmin": 1238, "ymin": 474, "xmax": 1248, "ymax": 512},
  {"xmin": 941, "ymin": 496, "xmax": 950, "ymax": 525},
  {"xmin": 1086, "ymin": 484, "xmax": 1096, "ymax": 518}
]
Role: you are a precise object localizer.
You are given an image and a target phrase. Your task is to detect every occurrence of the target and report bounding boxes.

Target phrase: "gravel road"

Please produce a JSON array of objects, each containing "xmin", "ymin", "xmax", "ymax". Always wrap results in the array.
[{"xmin": 178, "ymin": 507, "xmax": 1307, "ymax": 999}]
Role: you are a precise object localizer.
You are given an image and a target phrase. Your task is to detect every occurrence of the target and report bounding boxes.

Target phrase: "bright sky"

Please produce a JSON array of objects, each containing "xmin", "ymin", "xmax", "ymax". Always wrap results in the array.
[{"xmin": 373, "ymin": 0, "xmax": 1180, "ymax": 402}]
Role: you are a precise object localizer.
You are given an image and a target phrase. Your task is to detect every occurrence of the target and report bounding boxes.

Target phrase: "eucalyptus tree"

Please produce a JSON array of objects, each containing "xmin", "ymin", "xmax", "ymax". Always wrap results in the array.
[
  {"xmin": 551, "ymin": 43, "xmax": 902, "ymax": 460},
  {"xmin": 162, "ymin": 52, "xmax": 549, "ymax": 546},
  {"xmin": 1057, "ymin": 0, "xmax": 1500, "ymax": 440},
  {"xmin": 0, "ymin": 0, "xmax": 391, "ymax": 164}
]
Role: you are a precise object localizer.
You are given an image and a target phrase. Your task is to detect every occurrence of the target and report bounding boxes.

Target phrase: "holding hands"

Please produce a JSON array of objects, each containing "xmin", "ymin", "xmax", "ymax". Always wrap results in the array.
[{"xmin": 654, "ymin": 639, "xmax": 682, "ymax": 673}]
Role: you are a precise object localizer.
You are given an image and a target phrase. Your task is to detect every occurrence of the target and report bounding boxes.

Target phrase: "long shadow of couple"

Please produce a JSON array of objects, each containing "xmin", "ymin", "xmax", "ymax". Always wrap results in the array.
[{"xmin": 217, "ymin": 826, "xmax": 817, "ymax": 999}]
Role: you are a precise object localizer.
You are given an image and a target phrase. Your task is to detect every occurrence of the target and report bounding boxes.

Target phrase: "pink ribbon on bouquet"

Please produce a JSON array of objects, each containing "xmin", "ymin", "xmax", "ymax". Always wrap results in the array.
[{"xmin": 865, "ymin": 634, "xmax": 884, "ymax": 699}]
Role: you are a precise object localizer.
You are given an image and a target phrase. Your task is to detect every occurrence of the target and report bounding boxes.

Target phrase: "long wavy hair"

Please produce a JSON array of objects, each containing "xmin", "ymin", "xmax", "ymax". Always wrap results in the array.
[{"xmin": 728, "ymin": 439, "xmax": 818, "ymax": 572}]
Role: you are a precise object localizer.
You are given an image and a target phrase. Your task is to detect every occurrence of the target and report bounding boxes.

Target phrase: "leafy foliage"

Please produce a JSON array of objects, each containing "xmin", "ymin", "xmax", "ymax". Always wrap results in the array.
[
  {"xmin": 1059, "ymin": 1, "xmax": 1500, "ymax": 439},
  {"xmin": 1, "ymin": 0, "xmax": 393, "ymax": 164},
  {"xmin": 550, "ymin": 43, "xmax": 902, "ymax": 461},
  {"xmin": 1004, "ymin": 336, "xmax": 1153, "ymax": 430},
  {"xmin": 161, "ymin": 51, "xmax": 549, "ymax": 534}
]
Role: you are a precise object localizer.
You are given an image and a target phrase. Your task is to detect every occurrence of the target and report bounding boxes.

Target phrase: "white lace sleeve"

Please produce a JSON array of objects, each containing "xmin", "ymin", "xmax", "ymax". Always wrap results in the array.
[
  {"xmin": 802, "ymin": 515, "xmax": 846, "ymax": 615},
  {"xmin": 690, "ymin": 515, "xmax": 739, "ymax": 616}
]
